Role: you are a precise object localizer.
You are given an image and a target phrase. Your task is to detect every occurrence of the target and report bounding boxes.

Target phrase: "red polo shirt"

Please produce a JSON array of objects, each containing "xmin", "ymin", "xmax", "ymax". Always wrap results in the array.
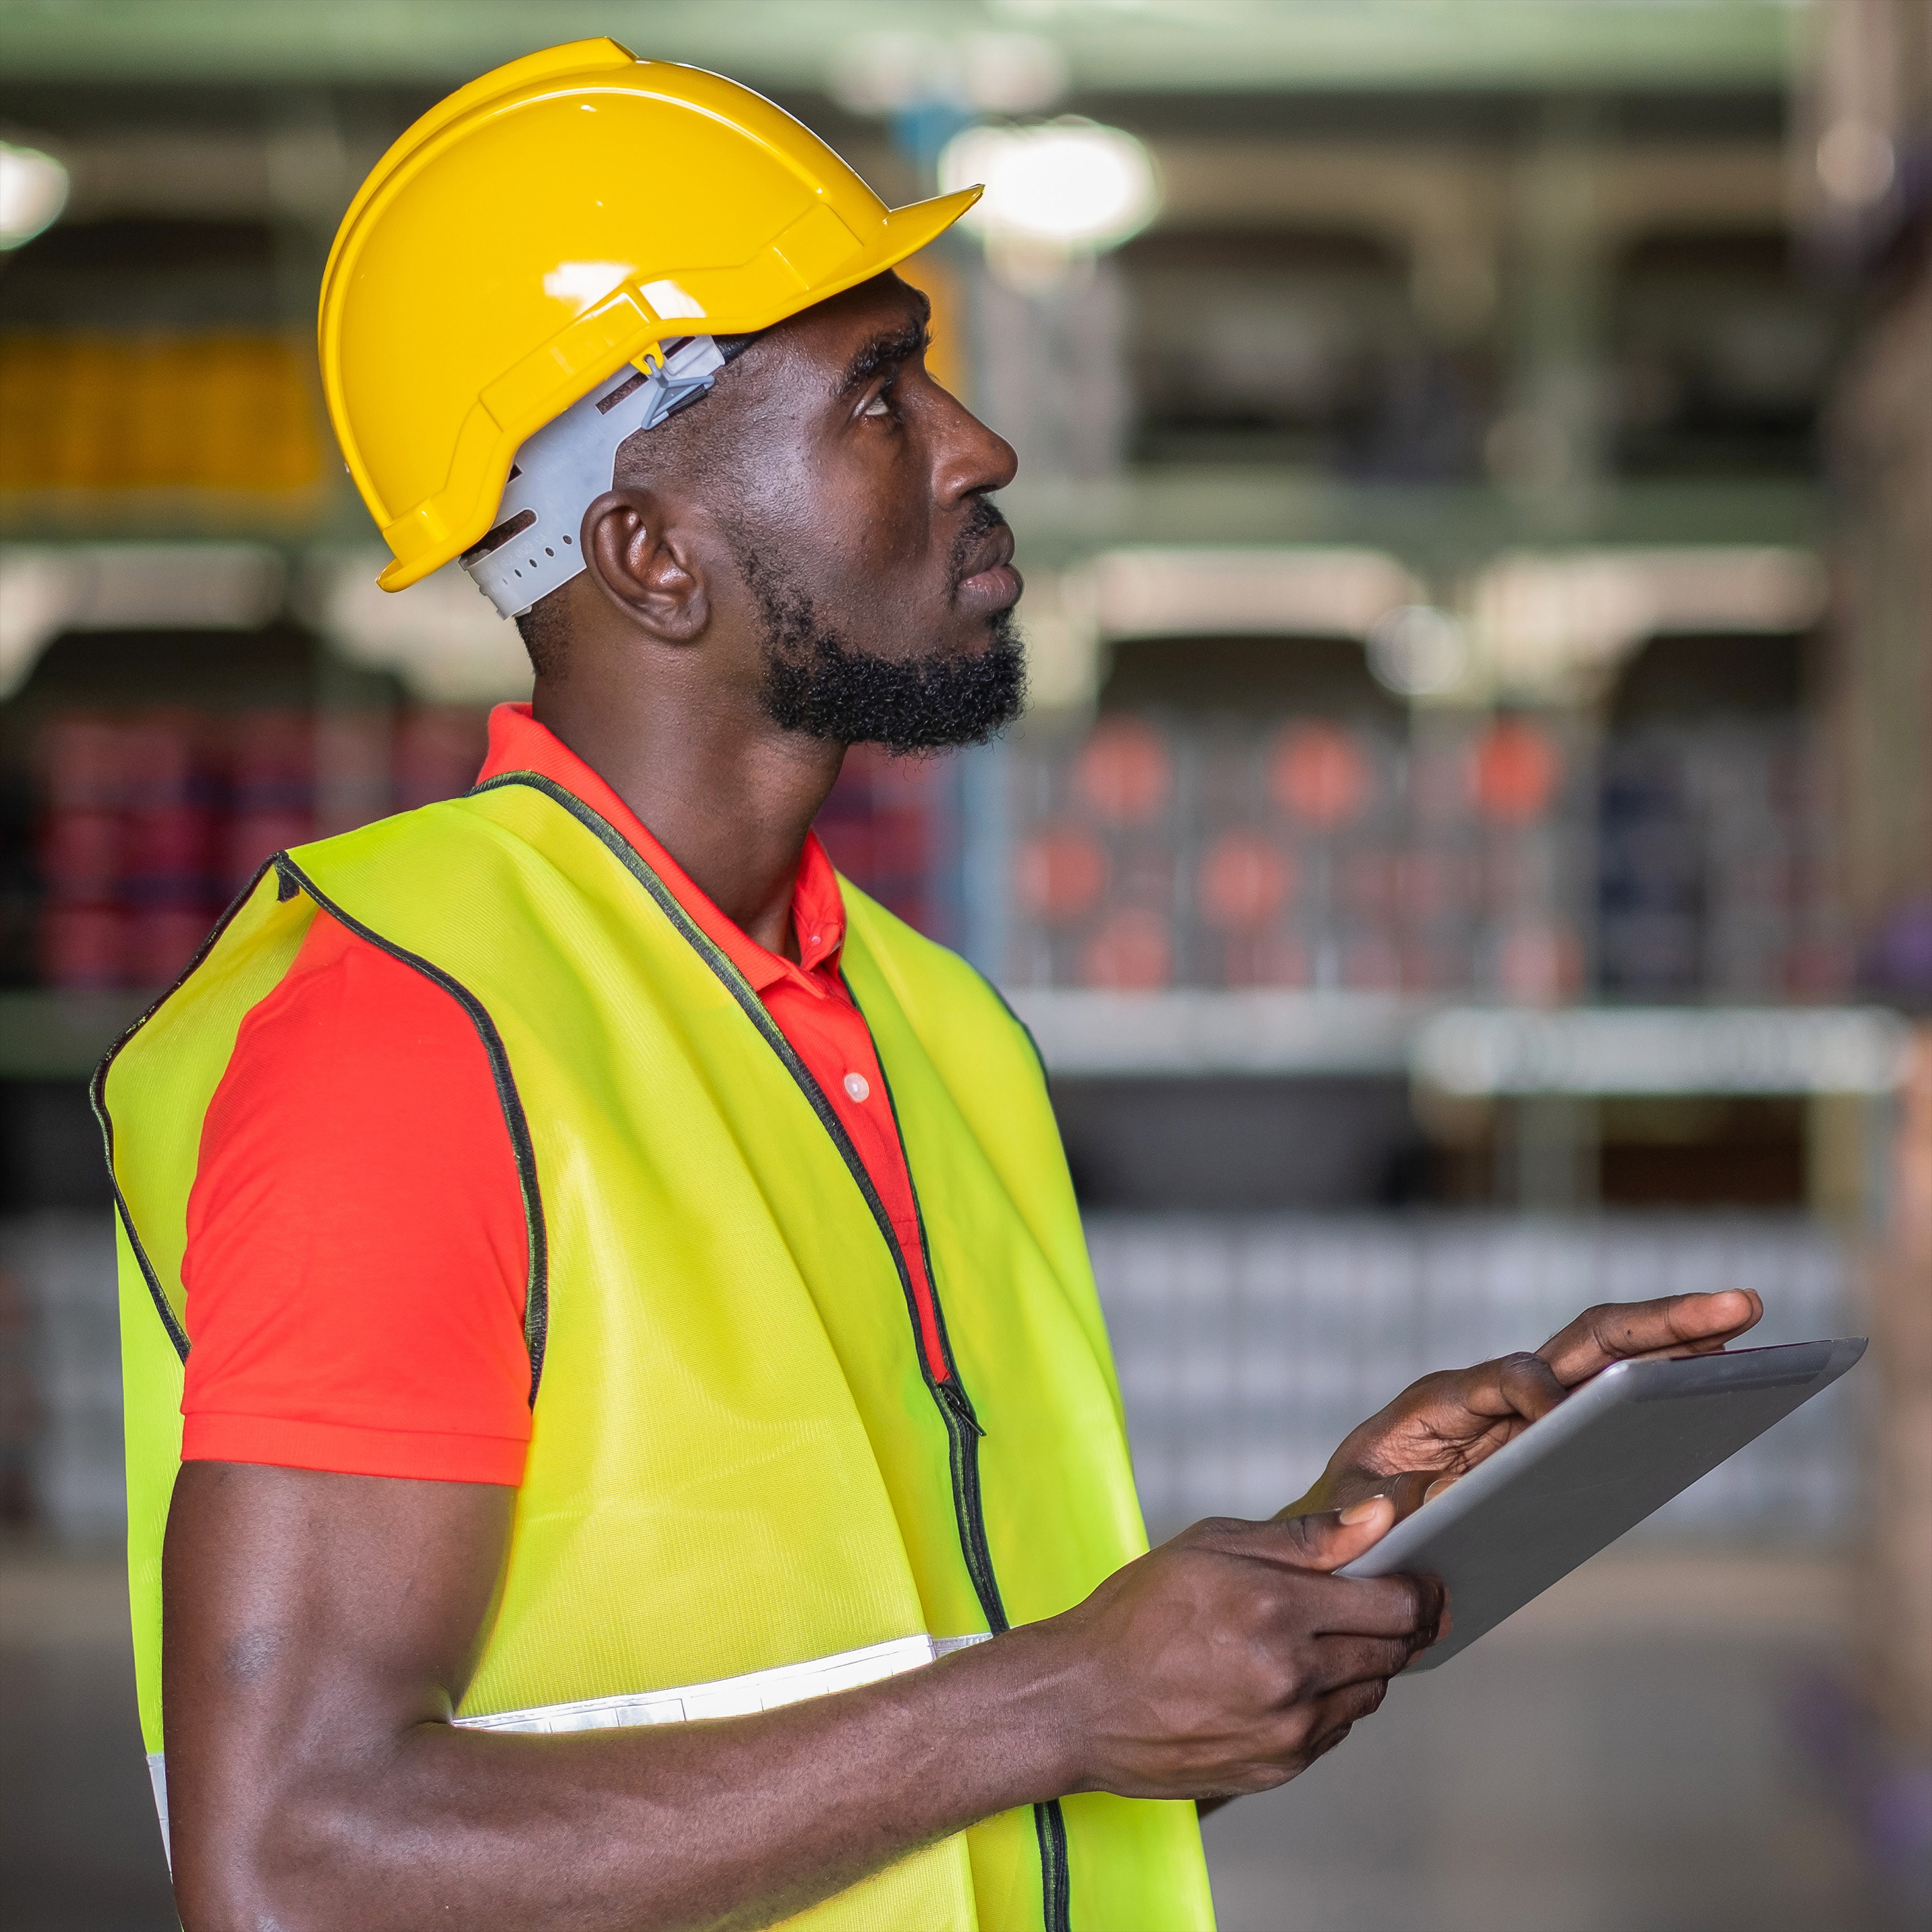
[{"xmin": 179, "ymin": 703, "xmax": 947, "ymax": 1485}]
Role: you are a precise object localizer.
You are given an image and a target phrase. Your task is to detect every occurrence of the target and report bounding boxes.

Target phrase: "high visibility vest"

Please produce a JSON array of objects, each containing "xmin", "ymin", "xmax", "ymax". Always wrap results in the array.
[{"xmin": 101, "ymin": 770, "xmax": 1216, "ymax": 1932}]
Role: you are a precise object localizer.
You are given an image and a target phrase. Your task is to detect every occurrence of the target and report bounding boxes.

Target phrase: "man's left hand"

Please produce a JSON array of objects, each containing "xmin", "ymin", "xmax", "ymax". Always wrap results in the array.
[{"xmin": 1289, "ymin": 1289, "xmax": 1764, "ymax": 1521}]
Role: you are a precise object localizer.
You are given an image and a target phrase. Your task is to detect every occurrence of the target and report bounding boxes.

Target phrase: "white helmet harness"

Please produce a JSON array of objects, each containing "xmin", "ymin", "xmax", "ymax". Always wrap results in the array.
[{"xmin": 460, "ymin": 333, "xmax": 728, "ymax": 620}]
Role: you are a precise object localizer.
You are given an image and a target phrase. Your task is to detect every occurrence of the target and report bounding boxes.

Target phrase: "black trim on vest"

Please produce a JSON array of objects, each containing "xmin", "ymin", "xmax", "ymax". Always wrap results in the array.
[
  {"xmin": 91, "ymin": 855, "xmax": 286, "ymax": 1365},
  {"xmin": 1034, "ymin": 1799, "xmax": 1073, "ymax": 1932},
  {"xmin": 269, "ymin": 853, "xmax": 551, "ymax": 1406},
  {"xmin": 843, "ymin": 975, "xmax": 1007, "ymax": 1630},
  {"xmin": 472, "ymin": 773, "xmax": 1071, "ymax": 1932}
]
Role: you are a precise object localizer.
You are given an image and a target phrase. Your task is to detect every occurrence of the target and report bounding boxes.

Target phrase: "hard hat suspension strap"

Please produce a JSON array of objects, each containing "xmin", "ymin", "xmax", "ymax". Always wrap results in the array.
[{"xmin": 461, "ymin": 335, "xmax": 725, "ymax": 619}]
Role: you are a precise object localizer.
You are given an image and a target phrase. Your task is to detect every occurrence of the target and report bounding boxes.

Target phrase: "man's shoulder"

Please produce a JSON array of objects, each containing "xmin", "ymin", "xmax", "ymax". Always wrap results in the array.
[
  {"xmin": 278, "ymin": 788, "xmax": 559, "ymax": 937},
  {"xmin": 288, "ymin": 789, "xmax": 492, "ymax": 870},
  {"xmin": 288, "ymin": 774, "xmax": 655, "ymax": 910}
]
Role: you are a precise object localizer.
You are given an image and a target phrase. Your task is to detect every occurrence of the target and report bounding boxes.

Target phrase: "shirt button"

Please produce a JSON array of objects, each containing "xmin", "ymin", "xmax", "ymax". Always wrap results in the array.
[{"xmin": 843, "ymin": 1072, "xmax": 870, "ymax": 1103}]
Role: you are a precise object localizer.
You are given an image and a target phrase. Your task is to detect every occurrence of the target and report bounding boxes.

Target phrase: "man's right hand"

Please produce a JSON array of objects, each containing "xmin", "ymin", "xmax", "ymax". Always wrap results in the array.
[{"xmin": 1035, "ymin": 1499, "xmax": 1440, "ymax": 1801}]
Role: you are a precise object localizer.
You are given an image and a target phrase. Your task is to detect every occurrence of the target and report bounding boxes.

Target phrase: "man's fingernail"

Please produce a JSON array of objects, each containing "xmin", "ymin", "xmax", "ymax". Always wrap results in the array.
[
  {"xmin": 1424, "ymin": 1478, "xmax": 1454, "ymax": 1502},
  {"xmin": 1340, "ymin": 1498, "xmax": 1385, "ymax": 1525}
]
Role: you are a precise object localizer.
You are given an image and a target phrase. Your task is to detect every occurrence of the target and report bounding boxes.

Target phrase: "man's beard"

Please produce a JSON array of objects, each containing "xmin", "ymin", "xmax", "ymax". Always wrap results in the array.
[
  {"xmin": 739, "ymin": 509, "xmax": 1027, "ymax": 754},
  {"xmin": 760, "ymin": 606, "xmax": 1026, "ymax": 754}
]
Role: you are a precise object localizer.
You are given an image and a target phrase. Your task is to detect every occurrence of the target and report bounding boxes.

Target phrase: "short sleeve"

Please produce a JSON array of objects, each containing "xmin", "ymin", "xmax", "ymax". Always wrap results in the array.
[{"xmin": 179, "ymin": 913, "xmax": 535, "ymax": 1485}]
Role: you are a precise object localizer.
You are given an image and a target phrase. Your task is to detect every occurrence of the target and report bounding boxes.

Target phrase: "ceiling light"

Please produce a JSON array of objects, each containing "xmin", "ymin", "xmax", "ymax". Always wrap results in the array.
[
  {"xmin": 1366, "ymin": 604, "xmax": 1469, "ymax": 698},
  {"xmin": 939, "ymin": 117, "xmax": 1158, "ymax": 256},
  {"xmin": 0, "ymin": 140, "xmax": 68, "ymax": 250}
]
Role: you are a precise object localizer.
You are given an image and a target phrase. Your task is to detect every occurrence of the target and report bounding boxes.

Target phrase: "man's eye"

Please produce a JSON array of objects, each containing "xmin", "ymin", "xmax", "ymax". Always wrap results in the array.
[{"xmin": 863, "ymin": 392, "xmax": 893, "ymax": 419}]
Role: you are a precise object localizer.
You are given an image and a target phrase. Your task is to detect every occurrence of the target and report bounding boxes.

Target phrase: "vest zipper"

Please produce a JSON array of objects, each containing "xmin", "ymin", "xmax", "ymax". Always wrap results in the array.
[
  {"xmin": 934, "ymin": 1379, "xmax": 1000, "ymax": 1629},
  {"xmin": 469, "ymin": 775, "xmax": 1074, "ymax": 1932},
  {"xmin": 863, "ymin": 1006, "xmax": 1073, "ymax": 1932},
  {"xmin": 798, "ymin": 1053, "xmax": 1073, "ymax": 1932}
]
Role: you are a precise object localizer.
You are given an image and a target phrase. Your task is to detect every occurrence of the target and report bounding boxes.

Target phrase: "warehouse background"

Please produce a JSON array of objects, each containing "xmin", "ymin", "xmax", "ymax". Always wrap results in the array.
[{"xmin": 2, "ymin": 3, "xmax": 1929, "ymax": 1928}]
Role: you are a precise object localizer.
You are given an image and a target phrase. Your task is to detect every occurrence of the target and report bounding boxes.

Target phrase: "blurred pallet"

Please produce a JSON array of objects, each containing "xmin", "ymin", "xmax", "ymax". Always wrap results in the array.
[
  {"xmin": 0, "ymin": 1213, "xmax": 123, "ymax": 1541},
  {"xmin": 0, "ymin": 1205, "xmax": 1865, "ymax": 1548},
  {"xmin": 1091, "ymin": 1210, "xmax": 1860, "ymax": 1536}
]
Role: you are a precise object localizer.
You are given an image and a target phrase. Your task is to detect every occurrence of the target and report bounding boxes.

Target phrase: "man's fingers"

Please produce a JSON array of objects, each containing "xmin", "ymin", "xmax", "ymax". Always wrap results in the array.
[
  {"xmin": 1493, "ymin": 1350, "xmax": 1568, "ymax": 1422},
  {"xmin": 1294, "ymin": 1570, "xmax": 1444, "ymax": 1647},
  {"xmin": 1271, "ymin": 1496, "xmax": 1397, "ymax": 1572},
  {"xmin": 1283, "ymin": 1592, "xmax": 1452, "ymax": 1700},
  {"xmin": 1301, "ymin": 1677, "xmax": 1393, "ymax": 1758},
  {"xmin": 1220, "ymin": 1513, "xmax": 1444, "ymax": 1639},
  {"xmin": 1191, "ymin": 1513, "xmax": 1445, "ymax": 1644},
  {"xmin": 1291, "ymin": 1632, "xmax": 1420, "ymax": 1699},
  {"xmin": 1537, "ymin": 1289, "xmax": 1763, "ymax": 1385},
  {"xmin": 1378, "ymin": 1470, "xmax": 1441, "ymax": 1521}
]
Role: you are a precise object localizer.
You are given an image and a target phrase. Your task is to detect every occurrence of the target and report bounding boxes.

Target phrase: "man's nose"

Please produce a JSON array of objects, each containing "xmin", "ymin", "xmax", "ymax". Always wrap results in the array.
[{"xmin": 933, "ymin": 397, "xmax": 1018, "ymax": 506}]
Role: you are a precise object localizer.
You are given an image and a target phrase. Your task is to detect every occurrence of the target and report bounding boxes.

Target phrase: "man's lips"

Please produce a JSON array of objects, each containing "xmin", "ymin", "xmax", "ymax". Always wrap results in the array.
[{"xmin": 955, "ymin": 525, "xmax": 1022, "ymax": 612}]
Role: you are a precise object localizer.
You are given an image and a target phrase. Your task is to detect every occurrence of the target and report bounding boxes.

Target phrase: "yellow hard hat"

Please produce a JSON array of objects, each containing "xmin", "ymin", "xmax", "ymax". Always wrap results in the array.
[{"xmin": 319, "ymin": 38, "xmax": 980, "ymax": 592}]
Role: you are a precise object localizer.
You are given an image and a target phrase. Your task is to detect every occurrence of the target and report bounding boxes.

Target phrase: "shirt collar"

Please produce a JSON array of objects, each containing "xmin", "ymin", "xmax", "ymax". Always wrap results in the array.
[{"xmin": 474, "ymin": 702, "xmax": 846, "ymax": 996}]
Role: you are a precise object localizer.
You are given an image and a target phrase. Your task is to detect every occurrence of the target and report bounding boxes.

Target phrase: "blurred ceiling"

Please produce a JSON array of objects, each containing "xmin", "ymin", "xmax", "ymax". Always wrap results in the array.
[{"xmin": 0, "ymin": 0, "xmax": 1806, "ymax": 92}]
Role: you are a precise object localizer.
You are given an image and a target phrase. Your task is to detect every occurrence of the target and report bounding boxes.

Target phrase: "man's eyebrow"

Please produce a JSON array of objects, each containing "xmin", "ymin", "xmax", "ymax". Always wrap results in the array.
[{"xmin": 835, "ymin": 292, "xmax": 933, "ymax": 396}]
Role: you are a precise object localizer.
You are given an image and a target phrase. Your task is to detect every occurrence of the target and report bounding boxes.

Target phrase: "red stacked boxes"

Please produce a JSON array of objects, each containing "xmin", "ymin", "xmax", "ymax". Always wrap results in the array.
[
  {"xmin": 1006, "ymin": 710, "xmax": 1589, "ymax": 999},
  {"xmin": 37, "ymin": 715, "xmax": 130, "ymax": 991},
  {"xmin": 1013, "ymin": 717, "xmax": 1178, "ymax": 989},
  {"xmin": 814, "ymin": 744, "xmax": 951, "ymax": 940},
  {"xmin": 32, "ymin": 706, "xmax": 492, "ymax": 991},
  {"xmin": 1464, "ymin": 717, "xmax": 1582, "ymax": 1004},
  {"xmin": 119, "ymin": 710, "xmax": 220, "ymax": 989},
  {"xmin": 223, "ymin": 710, "xmax": 314, "ymax": 901},
  {"xmin": 392, "ymin": 709, "xmax": 490, "ymax": 815},
  {"xmin": 1265, "ymin": 720, "xmax": 1398, "ymax": 990}
]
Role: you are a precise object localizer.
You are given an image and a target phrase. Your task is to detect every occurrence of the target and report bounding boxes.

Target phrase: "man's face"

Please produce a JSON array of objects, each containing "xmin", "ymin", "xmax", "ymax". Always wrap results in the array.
[{"xmin": 704, "ymin": 274, "xmax": 1026, "ymax": 751}]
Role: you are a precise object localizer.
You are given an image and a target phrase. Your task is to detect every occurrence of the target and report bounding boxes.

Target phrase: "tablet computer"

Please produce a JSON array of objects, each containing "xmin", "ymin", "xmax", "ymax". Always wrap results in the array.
[{"xmin": 1336, "ymin": 1336, "xmax": 1866, "ymax": 1670}]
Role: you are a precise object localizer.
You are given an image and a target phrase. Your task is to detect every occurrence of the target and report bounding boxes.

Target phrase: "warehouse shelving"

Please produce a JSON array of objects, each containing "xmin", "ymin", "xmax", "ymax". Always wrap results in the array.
[
  {"xmin": 1012, "ymin": 989, "xmax": 1907, "ymax": 1092},
  {"xmin": 3, "ymin": 985, "xmax": 1904, "ymax": 1095}
]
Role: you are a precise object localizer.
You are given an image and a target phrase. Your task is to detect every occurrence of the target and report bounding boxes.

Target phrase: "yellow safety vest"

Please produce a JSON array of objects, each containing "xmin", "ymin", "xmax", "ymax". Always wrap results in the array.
[{"xmin": 100, "ymin": 769, "xmax": 1216, "ymax": 1932}]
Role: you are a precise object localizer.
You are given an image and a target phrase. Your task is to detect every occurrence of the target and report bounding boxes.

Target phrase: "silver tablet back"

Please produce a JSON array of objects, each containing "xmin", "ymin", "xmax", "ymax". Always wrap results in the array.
[{"xmin": 1338, "ymin": 1337, "xmax": 1866, "ymax": 1669}]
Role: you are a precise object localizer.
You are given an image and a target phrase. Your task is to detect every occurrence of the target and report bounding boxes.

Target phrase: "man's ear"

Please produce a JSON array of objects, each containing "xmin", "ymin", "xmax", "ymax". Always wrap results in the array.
[{"xmin": 580, "ymin": 488, "xmax": 710, "ymax": 643}]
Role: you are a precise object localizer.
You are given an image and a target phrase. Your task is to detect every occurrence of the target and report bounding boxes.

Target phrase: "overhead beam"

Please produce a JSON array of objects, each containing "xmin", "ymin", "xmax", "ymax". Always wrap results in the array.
[{"xmin": 0, "ymin": 0, "xmax": 1803, "ymax": 93}]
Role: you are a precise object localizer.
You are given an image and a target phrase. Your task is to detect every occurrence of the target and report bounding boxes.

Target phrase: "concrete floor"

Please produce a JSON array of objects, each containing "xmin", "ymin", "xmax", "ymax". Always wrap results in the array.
[
  {"xmin": 1202, "ymin": 1550, "xmax": 1885, "ymax": 1932},
  {"xmin": 0, "ymin": 1545, "xmax": 1889, "ymax": 1931},
  {"xmin": 1, "ymin": 1550, "xmax": 175, "ymax": 1931}
]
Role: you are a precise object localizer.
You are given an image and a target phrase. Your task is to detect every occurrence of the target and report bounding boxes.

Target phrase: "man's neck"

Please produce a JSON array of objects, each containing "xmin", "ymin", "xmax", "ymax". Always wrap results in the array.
[{"xmin": 531, "ymin": 680, "xmax": 843, "ymax": 963}]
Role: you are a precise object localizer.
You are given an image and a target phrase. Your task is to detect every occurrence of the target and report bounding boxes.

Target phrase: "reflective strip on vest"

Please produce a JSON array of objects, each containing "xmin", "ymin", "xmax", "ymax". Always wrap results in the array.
[
  {"xmin": 144, "ymin": 1632, "xmax": 990, "ymax": 1859},
  {"xmin": 148, "ymin": 1751, "xmax": 171, "ymax": 1868},
  {"xmin": 456, "ymin": 1631, "xmax": 991, "ymax": 1733}
]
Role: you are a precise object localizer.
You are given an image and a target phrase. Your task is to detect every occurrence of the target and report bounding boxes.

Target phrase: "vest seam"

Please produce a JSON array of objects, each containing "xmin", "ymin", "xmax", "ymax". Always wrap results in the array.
[
  {"xmin": 91, "ymin": 853, "xmax": 286, "ymax": 1365},
  {"xmin": 270, "ymin": 852, "xmax": 551, "ymax": 1407}
]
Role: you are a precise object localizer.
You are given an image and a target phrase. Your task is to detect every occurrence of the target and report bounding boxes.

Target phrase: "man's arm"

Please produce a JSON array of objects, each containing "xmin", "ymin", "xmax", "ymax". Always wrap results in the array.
[
  {"xmin": 1289, "ymin": 1289, "xmax": 1766, "ymax": 1517},
  {"xmin": 164, "ymin": 1462, "xmax": 1438, "ymax": 1932}
]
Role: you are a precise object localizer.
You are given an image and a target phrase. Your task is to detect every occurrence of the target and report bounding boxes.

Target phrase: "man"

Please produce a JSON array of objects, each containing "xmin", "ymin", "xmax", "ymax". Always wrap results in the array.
[{"xmin": 102, "ymin": 42, "xmax": 1762, "ymax": 1932}]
